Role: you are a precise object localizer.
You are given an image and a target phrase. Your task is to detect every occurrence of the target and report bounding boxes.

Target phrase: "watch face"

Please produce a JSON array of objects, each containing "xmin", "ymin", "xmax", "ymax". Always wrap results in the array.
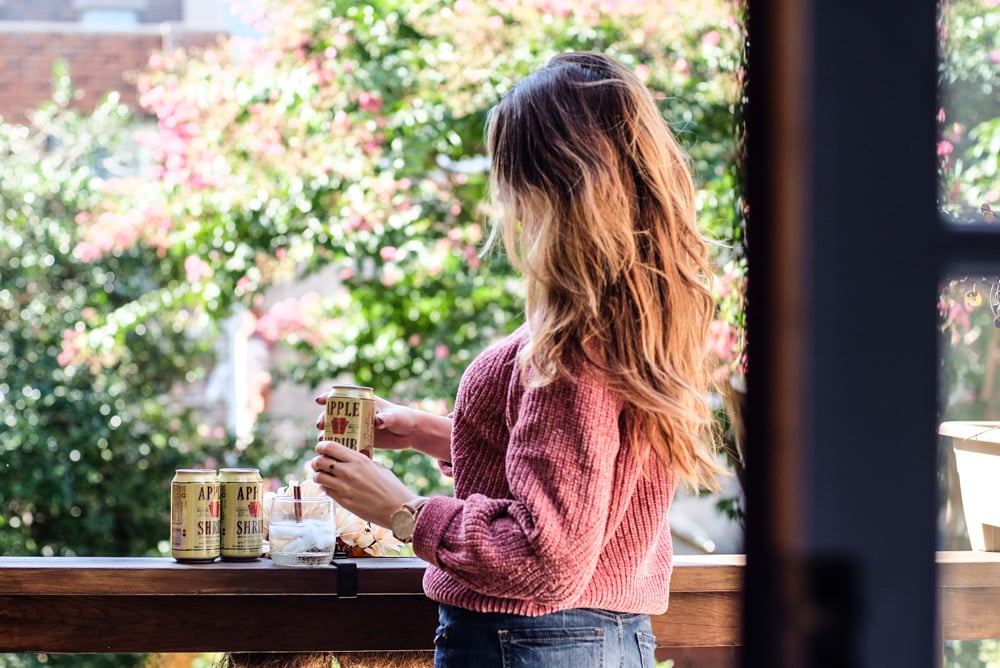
[{"xmin": 391, "ymin": 509, "xmax": 415, "ymax": 541}]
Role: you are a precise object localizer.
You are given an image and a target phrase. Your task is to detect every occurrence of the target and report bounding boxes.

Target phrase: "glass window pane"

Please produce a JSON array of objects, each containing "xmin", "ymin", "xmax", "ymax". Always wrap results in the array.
[
  {"xmin": 938, "ymin": 9, "xmax": 1000, "ymax": 662},
  {"xmin": 938, "ymin": 265, "xmax": 1000, "ymax": 661},
  {"xmin": 937, "ymin": 0, "xmax": 1000, "ymax": 225}
]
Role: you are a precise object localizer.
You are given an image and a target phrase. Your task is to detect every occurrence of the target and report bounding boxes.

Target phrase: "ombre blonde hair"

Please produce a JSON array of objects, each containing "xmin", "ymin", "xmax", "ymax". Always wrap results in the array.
[{"xmin": 485, "ymin": 51, "xmax": 724, "ymax": 491}]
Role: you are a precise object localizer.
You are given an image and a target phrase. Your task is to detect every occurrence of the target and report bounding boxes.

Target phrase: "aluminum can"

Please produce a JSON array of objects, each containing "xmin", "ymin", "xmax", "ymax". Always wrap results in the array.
[
  {"xmin": 324, "ymin": 384, "xmax": 376, "ymax": 457},
  {"xmin": 219, "ymin": 467, "xmax": 264, "ymax": 561},
  {"xmin": 170, "ymin": 469, "xmax": 220, "ymax": 563}
]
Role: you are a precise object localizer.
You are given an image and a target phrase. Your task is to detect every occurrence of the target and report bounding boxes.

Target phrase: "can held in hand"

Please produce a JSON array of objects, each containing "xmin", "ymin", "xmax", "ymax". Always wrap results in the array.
[
  {"xmin": 171, "ymin": 469, "xmax": 220, "ymax": 563},
  {"xmin": 219, "ymin": 467, "xmax": 264, "ymax": 561},
  {"xmin": 324, "ymin": 384, "xmax": 375, "ymax": 457}
]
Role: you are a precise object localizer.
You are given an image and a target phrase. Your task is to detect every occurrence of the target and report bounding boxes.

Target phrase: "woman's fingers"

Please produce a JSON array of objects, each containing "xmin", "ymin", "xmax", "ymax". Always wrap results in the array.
[
  {"xmin": 309, "ymin": 443, "xmax": 412, "ymax": 527},
  {"xmin": 315, "ymin": 439, "xmax": 361, "ymax": 462}
]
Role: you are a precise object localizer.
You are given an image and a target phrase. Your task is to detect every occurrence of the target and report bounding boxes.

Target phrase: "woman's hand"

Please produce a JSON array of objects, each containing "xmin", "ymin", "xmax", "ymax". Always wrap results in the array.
[{"xmin": 310, "ymin": 440, "xmax": 415, "ymax": 528}]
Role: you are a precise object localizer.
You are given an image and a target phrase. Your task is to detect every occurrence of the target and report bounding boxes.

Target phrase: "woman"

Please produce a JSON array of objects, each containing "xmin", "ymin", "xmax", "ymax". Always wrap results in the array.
[{"xmin": 311, "ymin": 50, "xmax": 724, "ymax": 667}]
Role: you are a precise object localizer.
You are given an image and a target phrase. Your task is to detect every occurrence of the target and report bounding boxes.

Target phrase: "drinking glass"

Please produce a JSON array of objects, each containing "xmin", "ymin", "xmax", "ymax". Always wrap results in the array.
[{"xmin": 268, "ymin": 495, "xmax": 337, "ymax": 566}]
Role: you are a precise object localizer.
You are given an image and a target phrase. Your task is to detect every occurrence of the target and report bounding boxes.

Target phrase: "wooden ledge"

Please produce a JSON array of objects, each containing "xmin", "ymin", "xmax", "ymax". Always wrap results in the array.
[
  {"xmin": 0, "ymin": 555, "xmax": 423, "ymax": 596},
  {"xmin": 0, "ymin": 554, "xmax": 743, "ymax": 652},
  {"xmin": 1, "ymin": 552, "xmax": 997, "ymax": 653}
]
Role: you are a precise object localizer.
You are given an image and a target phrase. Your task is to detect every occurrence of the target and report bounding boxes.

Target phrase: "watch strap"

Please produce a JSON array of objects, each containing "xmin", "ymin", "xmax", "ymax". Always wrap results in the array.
[{"xmin": 405, "ymin": 496, "xmax": 429, "ymax": 518}]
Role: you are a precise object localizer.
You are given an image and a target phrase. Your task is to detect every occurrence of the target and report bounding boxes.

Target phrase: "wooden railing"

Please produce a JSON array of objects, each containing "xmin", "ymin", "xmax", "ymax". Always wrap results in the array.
[{"xmin": 0, "ymin": 551, "xmax": 997, "ymax": 655}]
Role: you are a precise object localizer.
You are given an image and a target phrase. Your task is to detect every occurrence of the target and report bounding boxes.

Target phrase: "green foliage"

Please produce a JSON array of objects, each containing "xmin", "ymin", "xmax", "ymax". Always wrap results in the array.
[
  {"xmin": 0, "ymin": 70, "xmax": 303, "ymax": 559},
  {"xmin": 945, "ymin": 639, "xmax": 1000, "ymax": 667},
  {"xmin": 0, "ymin": 73, "xmax": 198, "ymax": 557}
]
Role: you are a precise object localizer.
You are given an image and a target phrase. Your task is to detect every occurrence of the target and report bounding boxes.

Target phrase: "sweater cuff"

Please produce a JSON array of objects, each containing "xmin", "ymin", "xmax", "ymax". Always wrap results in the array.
[{"xmin": 412, "ymin": 495, "xmax": 463, "ymax": 566}]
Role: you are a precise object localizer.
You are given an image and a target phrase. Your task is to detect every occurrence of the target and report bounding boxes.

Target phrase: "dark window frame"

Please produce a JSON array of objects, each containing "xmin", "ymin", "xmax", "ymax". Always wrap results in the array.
[{"xmin": 739, "ymin": 1, "xmax": 970, "ymax": 666}]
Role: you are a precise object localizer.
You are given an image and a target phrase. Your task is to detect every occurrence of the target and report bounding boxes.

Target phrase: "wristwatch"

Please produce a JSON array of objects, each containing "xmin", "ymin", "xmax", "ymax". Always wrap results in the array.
[{"xmin": 390, "ymin": 497, "xmax": 429, "ymax": 544}]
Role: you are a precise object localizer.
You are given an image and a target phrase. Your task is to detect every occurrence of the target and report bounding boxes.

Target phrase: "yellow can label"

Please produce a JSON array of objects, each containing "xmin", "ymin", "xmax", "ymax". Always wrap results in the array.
[
  {"xmin": 170, "ymin": 471, "xmax": 220, "ymax": 562},
  {"xmin": 220, "ymin": 469, "xmax": 264, "ymax": 560},
  {"xmin": 324, "ymin": 385, "xmax": 375, "ymax": 456}
]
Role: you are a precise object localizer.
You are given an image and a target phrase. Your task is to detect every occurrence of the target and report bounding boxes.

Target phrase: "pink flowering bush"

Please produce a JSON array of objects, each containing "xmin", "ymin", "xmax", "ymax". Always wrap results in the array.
[
  {"xmin": 5, "ymin": 0, "xmax": 749, "ymax": 542},
  {"xmin": 72, "ymin": 0, "xmax": 748, "ymax": 412}
]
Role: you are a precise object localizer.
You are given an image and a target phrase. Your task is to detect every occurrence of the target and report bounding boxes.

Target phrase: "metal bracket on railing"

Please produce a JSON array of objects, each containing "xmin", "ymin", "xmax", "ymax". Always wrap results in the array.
[{"xmin": 334, "ymin": 560, "xmax": 358, "ymax": 598}]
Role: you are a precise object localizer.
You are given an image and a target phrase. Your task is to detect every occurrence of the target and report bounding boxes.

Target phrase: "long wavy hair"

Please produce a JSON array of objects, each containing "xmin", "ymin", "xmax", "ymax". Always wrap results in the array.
[{"xmin": 484, "ymin": 51, "xmax": 723, "ymax": 491}]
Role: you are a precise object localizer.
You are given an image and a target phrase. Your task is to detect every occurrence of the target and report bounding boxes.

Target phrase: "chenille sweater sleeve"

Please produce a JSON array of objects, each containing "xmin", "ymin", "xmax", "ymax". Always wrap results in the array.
[{"xmin": 412, "ymin": 365, "xmax": 624, "ymax": 606}]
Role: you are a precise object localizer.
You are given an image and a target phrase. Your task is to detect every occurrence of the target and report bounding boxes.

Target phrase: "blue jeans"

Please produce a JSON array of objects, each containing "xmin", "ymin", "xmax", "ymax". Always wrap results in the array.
[{"xmin": 433, "ymin": 603, "xmax": 658, "ymax": 667}]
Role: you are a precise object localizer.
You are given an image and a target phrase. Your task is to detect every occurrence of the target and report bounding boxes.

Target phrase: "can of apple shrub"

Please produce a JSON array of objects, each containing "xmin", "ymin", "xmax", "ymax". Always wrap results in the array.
[
  {"xmin": 170, "ymin": 469, "xmax": 220, "ymax": 563},
  {"xmin": 324, "ymin": 384, "xmax": 376, "ymax": 458},
  {"xmin": 219, "ymin": 467, "xmax": 264, "ymax": 561}
]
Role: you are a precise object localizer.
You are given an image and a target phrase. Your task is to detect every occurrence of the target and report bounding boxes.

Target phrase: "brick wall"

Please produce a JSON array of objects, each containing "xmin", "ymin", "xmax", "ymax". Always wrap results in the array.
[{"xmin": 0, "ymin": 28, "xmax": 221, "ymax": 124}]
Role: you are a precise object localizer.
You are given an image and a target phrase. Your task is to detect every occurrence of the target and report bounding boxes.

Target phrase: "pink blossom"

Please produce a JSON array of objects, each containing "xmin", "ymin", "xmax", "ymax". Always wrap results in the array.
[
  {"xmin": 708, "ymin": 320, "xmax": 738, "ymax": 363},
  {"xmin": 454, "ymin": 0, "xmax": 474, "ymax": 14},
  {"xmin": 74, "ymin": 242, "xmax": 101, "ymax": 263},
  {"xmin": 380, "ymin": 264, "xmax": 402, "ymax": 287},
  {"xmin": 702, "ymin": 31, "xmax": 721, "ymax": 47},
  {"xmin": 409, "ymin": 334, "xmax": 422, "ymax": 347},
  {"xmin": 184, "ymin": 255, "xmax": 214, "ymax": 284},
  {"xmin": 937, "ymin": 140, "xmax": 954, "ymax": 158},
  {"xmin": 57, "ymin": 329, "xmax": 83, "ymax": 367},
  {"xmin": 990, "ymin": 50, "xmax": 1000, "ymax": 64},
  {"xmin": 73, "ymin": 207, "xmax": 150, "ymax": 261},
  {"xmin": 435, "ymin": 344, "xmax": 450, "ymax": 360},
  {"xmin": 464, "ymin": 246, "xmax": 481, "ymax": 270},
  {"xmin": 380, "ymin": 246, "xmax": 398, "ymax": 261},
  {"xmin": 949, "ymin": 302, "xmax": 971, "ymax": 331},
  {"xmin": 236, "ymin": 276, "xmax": 252, "ymax": 293},
  {"xmin": 254, "ymin": 293, "xmax": 321, "ymax": 344},
  {"xmin": 344, "ymin": 215, "xmax": 365, "ymax": 232},
  {"xmin": 358, "ymin": 91, "xmax": 382, "ymax": 113},
  {"xmin": 634, "ymin": 63, "xmax": 650, "ymax": 83}
]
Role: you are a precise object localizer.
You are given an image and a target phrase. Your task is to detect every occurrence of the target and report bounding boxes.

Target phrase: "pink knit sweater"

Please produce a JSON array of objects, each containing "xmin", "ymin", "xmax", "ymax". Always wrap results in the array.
[{"xmin": 412, "ymin": 326, "xmax": 676, "ymax": 616}]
